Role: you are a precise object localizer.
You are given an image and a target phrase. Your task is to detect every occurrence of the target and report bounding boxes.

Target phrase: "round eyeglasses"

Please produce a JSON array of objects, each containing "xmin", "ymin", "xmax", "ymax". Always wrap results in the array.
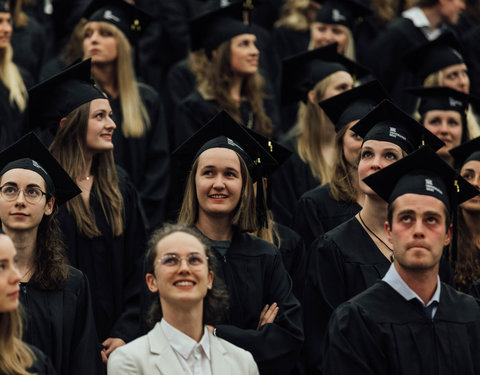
[
  {"xmin": 157, "ymin": 253, "xmax": 209, "ymax": 268},
  {"xmin": 0, "ymin": 185, "xmax": 47, "ymax": 204}
]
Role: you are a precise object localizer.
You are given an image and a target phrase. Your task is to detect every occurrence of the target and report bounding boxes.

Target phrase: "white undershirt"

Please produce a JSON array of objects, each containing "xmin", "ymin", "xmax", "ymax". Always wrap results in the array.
[{"xmin": 402, "ymin": 7, "xmax": 444, "ymax": 41}]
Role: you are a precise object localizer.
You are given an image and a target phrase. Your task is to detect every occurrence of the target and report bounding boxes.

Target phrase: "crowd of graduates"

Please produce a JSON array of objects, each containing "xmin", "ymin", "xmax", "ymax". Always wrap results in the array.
[{"xmin": 1, "ymin": 0, "xmax": 480, "ymax": 374}]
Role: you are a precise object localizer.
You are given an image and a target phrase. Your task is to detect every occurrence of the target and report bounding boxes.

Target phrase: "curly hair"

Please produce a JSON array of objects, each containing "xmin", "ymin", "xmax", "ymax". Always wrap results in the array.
[{"xmin": 145, "ymin": 224, "xmax": 230, "ymax": 328}]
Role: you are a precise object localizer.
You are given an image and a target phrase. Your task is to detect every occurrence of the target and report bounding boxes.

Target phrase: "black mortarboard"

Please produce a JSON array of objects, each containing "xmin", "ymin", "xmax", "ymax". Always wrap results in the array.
[
  {"xmin": 315, "ymin": 0, "xmax": 372, "ymax": 30},
  {"xmin": 83, "ymin": 0, "xmax": 150, "ymax": 44},
  {"xmin": 363, "ymin": 146, "xmax": 478, "ymax": 212},
  {"xmin": 281, "ymin": 43, "xmax": 370, "ymax": 105},
  {"xmin": 350, "ymin": 99, "xmax": 445, "ymax": 153},
  {"xmin": 450, "ymin": 137, "xmax": 480, "ymax": 168},
  {"xmin": 407, "ymin": 86, "xmax": 470, "ymax": 116},
  {"xmin": 318, "ymin": 80, "xmax": 390, "ymax": 132},
  {"xmin": 28, "ymin": 59, "xmax": 105, "ymax": 132},
  {"xmin": 0, "ymin": 1, "xmax": 9, "ymax": 12},
  {"xmin": 404, "ymin": 32, "xmax": 464, "ymax": 82},
  {"xmin": 0, "ymin": 133, "xmax": 81, "ymax": 206},
  {"xmin": 189, "ymin": 2, "xmax": 251, "ymax": 56}
]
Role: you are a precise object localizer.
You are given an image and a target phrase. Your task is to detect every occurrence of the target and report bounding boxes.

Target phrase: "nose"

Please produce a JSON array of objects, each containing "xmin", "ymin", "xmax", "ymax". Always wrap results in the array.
[
  {"xmin": 472, "ymin": 175, "xmax": 480, "ymax": 190},
  {"xmin": 10, "ymin": 265, "xmax": 21, "ymax": 284},
  {"xmin": 15, "ymin": 190, "xmax": 26, "ymax": 205},
  {"xmin": 412, "ymin": 219, "xmax": 425, "ymax": 238},
  {"xmin": 213, "ymin": 175, "xmax": 226, "ymax": 189},
  {"xmin": 106, "ymin": 117, "xmax": 117, "ymax": 130},
  {"xmin": 251, "ymin": 43, "xmax": 259, "ymax": 56},
  {"xmin": 370, "ymin": 155, "xmax": 382, "ymax": 171},
  {"xmin": 177, "ymin": 257, "xmax": 191, "ymax": 273}
]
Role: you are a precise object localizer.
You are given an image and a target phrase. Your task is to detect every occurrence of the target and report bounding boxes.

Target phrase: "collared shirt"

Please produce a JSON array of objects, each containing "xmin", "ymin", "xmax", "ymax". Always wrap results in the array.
[
  {"xmin": 382, "ymin": 263, "xmax": 441, "ymax": 318},
  {"xmin": 161, "ymin": 319, "xmax": 213, "ymax": 375},
  {"xmin": 402, "ymin": 7, "xmax": 444, "ymax": 41}
]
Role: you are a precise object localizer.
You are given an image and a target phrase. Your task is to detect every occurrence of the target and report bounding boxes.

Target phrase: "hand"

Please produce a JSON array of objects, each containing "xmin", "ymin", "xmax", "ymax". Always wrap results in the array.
[
  {"xmin": 257, "ymin": 302, "xmax": 279, "ymax": 330},
  {"xmin": 101, "ymin": 337, "xmax": 126, "ymax": 364}
]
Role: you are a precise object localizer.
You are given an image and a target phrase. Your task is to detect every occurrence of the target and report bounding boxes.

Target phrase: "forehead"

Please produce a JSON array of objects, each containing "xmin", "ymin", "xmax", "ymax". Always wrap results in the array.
[
  {"xmin": 392, "ymin": 193, "xmax": 447, "ymax": 216},
  {"xmin": 155, "ymin": 232, "xmax": 205, "ymax": 257},
  {"xmin": 0, "ymin": 168, "xmax": 46, "ymax": 189},
  {"xmin": 443, "ymin": 63, "xmax": 467, "ymax": 73},
  {"xmin": 231, "ymin": 33, "xmax": 256, "ymax": 43},
  {"xmin": 424, "ymin": 110, "xmax": 462, "ymax": 120},
  {"xmin": 362, "ymin": 139, "xmax": 402, "ymax": 152},
  {"xmin": 461, "ymin": 160, "xmax": 480, "ymax": 173},
  {"xmin": 0, "ymin": 234, "xmax": 16, "ymax": 259},
  {"xmin": 197, "ymin": 148, "xmax": 240, "ymax": 169},
  {"xmin": 0, "ymin": 12, "xmax": 11, "ymax": 20},
  {"xmin": 329, "ymin": 70, "xmax": 353, "ymax": 84},
  {"xmin": 90, "ymin": 98, "xmax": 111, "ymax": 113}
]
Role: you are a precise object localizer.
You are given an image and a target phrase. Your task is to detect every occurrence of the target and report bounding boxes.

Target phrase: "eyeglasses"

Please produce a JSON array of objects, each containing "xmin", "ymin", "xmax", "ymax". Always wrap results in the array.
[
  {"xmin": 157, "ymin": 253, "xmax": 209, "ymax": 268},
  {"xmin": 0, "ymin": 185, "xmax": 47, "ymax": 204}
]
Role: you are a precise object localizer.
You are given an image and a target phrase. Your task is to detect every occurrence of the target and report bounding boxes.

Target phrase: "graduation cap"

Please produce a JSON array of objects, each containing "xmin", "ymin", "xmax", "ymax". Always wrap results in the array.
[
  {"xmin": 83, "ymin": 0, "xmax": 150, "ymax": 44},
  {"xmin": 449, "ymin": 136, "xmax": 480, "ymax": 168},
  {"xmin": 0, "ymin": 1, "xmax": 9, "ymax": 12},
  {"xmin": 404, "ymin": 32, "xmax": 464, "ymax": 82},
  {"xmin": 281, "ymin": 43, "xmax": 370, "ymax": 106},
  {"xmin": 28, "ymin": 59, "xmax": 105, "ymax": 132},
  {"xmin": 315, "ymin": 0, "xmax": 372, "ymax": 30},
  {"xmin": 407, "ymin": 86, "xmax": 470, "ymax": 116},
  {"xmin": 189, "ymin": 1, "xmax": 251, "ymax": 56},
  {"xmin": 173, "ymin": 111, "xmax": 278, "ymax": 228},
  {"xmin": 350, "ymin": 99, "xmax": 445, "ymax": 153},
  {"xmin": 318, "ymin": 79, "xmax": 390, "ymax": 132},
  {"xmin": 0, "ymin": 133, "xmax": 81, "ymax": 206}
]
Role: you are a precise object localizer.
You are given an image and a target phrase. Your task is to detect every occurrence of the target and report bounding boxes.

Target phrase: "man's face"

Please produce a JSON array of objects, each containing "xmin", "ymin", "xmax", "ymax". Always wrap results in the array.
[
  {"xmin": 439, "ymin": 0, "xmax": 466, "ymax": 25},
  {"xmin": 386, "ymin": 194, "xmax": 451, "ymax": 273}
]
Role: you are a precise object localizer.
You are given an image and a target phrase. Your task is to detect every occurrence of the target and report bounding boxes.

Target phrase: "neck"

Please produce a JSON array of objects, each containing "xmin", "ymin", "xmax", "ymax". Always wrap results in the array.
[
  {"xmin": 196, "ymin": 212, "xmax": 234, "ymax": 241},
  {"xmin": 421, "ymin": 5, "xmax": 443, "ymax": 29},
  {"xmin": 437, "ymin": 151, "xmax": 454, "ymax": 167},
  {"xmin": 162, "ymin": 301, "xmax": 205, "ymax": 342},
  {"xmin": 229, "ymin": 75, "xmax": 243, "ymax": 103},
  {"xmin": 82, "ymin": 154, "xmax": 94, "ymax": 179},
  {"xmin": 359, "ymin": 194, "xmax": 388, "ymax": 232},
  {"xmin": 394, "ymin": 262, "xmax": 439, "ymax": 305},
  {"xmin": 92, "ymin": 63, "xmax": 118, "ymax": 98},
  {"xmin": 3, "ymin": 225, "xmax": 37, "ymax": 279},
  {"xmin": 461, "ymin": 208, "xmax": 480, "ymax": 244}
]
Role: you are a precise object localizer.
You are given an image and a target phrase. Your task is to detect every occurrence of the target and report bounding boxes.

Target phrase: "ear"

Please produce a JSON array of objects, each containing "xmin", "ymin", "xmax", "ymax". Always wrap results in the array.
[
  {"xmin": 307, "ymin": 89, "xmax": 316, "ymax": 105},
  {"xmin": 59, "ymin": 117, "xmax": 67, "ymax": 129},
  {"xmin": 444, "ymin": 223, "xmax": 453, "ymax": 246},
  {"xmin": 385, "ymin": 220, "xmax": 392, "ymax": 243},
  {"xmin": 44, "ymin": 197, "xmax": 55, "ymax": 216},
  {"xmin": 146, "ymin": 273, "xmax": 158, "ymax": 293},
  {"xmin": 211, "ymin": 49, "xmax": 217, "ymax": 58},
  {"xmin": 207, "ymin": 270, "xmax": 214, "ymax": 290}
]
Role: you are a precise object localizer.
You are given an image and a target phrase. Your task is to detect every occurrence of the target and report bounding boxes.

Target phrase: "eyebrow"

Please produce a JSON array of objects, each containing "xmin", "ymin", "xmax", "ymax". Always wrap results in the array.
[
  {"xmin": 396, "ymin": 209, "xmax": 442, "ymax": 217},
  {"xmin": 2, "ymin": 182, "xmax": 43, "ymax": 189},
  {"xmin": 200, "ymin": 165, "xmax": 239, "ymax": 172}
]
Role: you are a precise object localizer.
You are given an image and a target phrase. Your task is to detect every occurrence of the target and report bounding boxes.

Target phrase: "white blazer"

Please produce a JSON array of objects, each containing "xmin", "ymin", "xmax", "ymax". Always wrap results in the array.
[{"xmin": 107, "ymin": 323, "xmax": 259, "ymax": 375}]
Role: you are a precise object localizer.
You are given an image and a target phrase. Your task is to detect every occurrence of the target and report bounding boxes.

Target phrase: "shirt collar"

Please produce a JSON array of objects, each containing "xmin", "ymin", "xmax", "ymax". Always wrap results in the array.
[
  {"xmin": 402, "ymin": 7, "xmax": 431, "ymax": 28},
  {"xmin": 160, "ymin": 319, "xmax": 211, "ymax": 360},
  {"xmin": 382, "ymin": 263, "xmax": 441, "ymax": 307}
]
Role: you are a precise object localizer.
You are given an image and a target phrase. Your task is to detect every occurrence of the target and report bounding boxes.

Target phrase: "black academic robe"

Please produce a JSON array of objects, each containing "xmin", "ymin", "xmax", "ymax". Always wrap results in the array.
[
  {"xmin": 108, "ymin": 82, "xmax": 170, "ymax": 229},
  {"xmin": 0, "ymin": 81, "xmax": 25, "ymax": 149},
  {"xmin": 20, "ymin": 266, "xmax": 104, "ymax": 375},
  {"xmin": 210, "ymin": 231, "xmax": 304, "ymax": 375},
  {"xmin": 293, "ymin": 183, "xmax": 362, "ymax": 248},
  {"xmin": 270, "ymin": 137, "xmax": 320, "ymax": 227},
  {"xmin": 57, "ymin": 168, "xmax": 147, "ymax": 343},
  {"xmin": 26, "ymin": 344, "xmax": 57, "ymax": 375},
  {"xmin": 322, "ymin": 281, "xmax": 480, "ymax": 375}
]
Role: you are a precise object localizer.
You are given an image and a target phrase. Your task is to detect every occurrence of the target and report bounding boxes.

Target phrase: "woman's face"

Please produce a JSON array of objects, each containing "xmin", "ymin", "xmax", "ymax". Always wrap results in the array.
[
  {"xmin": 0, "ymin": 12, "xmax": 12, "ymax": 49},
  {"xmin": 321, "ymin": 71, "xmax": 353, "ymax": 101},
  {"xmin": 83, "ymin": 22, "xmax": 118, "ymax": 64},
  {"xmin": 0, "ymin": 235, "xmax": 21, "ymax": 313},
  {"xmin": 310, "ymin": 22, "xmax": 349, "ymax": 53},
  {"xmin": 229, "ymin": 33, "xmax": 259, "ymax": 76},
  {"xmin": 195, "ymin": 148, "xmax": 243, "ymax": 220},
  {"xmin": 440, "ymin": 63, "xmax": 470, "ymax": 94},
  {"xmin": 0, "ymin": 169, "xmax": 54, "ymax": 232},
  {"xmin": 357, "ymin": 140, "xmax": 403, "ymax": 195},
  {"xmin": 422, "ymin": 109, "xmax": 463, "ymax": 156},
  {"xmin": 459, "ymin": 160, "xmax": 480, "ymax": 212},
  {"xmin": 342, "ymin": 120, "xmax": 363, "ymax": 166},
  {"xmin": 85, "ymin": 98, "xmax": 116, "ymax": 156},
  {"xmin": 146, "ymin": 232, "xmax": 213, "ymax": 309}
]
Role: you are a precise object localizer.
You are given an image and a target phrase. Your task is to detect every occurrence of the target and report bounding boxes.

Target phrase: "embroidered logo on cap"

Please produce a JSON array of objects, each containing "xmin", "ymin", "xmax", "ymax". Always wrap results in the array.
[
  {"xmin": 425, "ymin": 178, "xmax": 443, "ymax": 195},
  {"xmin": 103, "ymin": 10, "xmax": 120, "ymax": 23},
  {"xmin": 31, "ymin": 160, "xmax": 47, "ymax": 175},
  {"xmin": 448, "ymin": 97, "xmax": 462, "ymax": 107},
  {"xmin": 226, "ymin": 137, "xmax": 246, "ymax": 153},
  {"xmin": 332, "ymin": 9, "xmax": 346, "ymax": 22},
  {"xmin": 388, "ymin": 127, "xmax": 407, "ymax": 141}
]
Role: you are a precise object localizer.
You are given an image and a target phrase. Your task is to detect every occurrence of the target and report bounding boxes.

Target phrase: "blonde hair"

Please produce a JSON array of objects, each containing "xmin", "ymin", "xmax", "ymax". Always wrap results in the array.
[
  {"xmin": 308, "ymin": 25, "xmax": 356, "ymax": 61},
  {"xmin": 254, "ymin": 180, "xmax": 281, "ymax": 246},
  {"xmin": 275, "ymin": 0, "xmax": 311, "ymax": 31},
  {"xmin": 0, "ymin": 44, "xmax": 28, "ymax": 112},
  {"xmin": 49, "ymin": 102, "xmax": 124, "ymax": 238},
  {"xmin": 198, "ymin": 39, "xmax": 273, "ymax": 137},
  {"xmin": 178, "ymin": 153, "xmax": 257, "ymax": 232},
  {"xmin": 10, "ymin": 0, "xmax": 28, "ymax": 27},
  {"xmin": 84, "ymin": 21, "xmax": 150, "ymax": 138},
  {"xmin": 287, "ymin": 75, "xmax": 338, "ymax": 183},
  {"xmin": 188, "ymin": 49, "xmax": 210, "ymax": 86},
  {"xmin": 0, "ymin": 309, "xmax": 35, "ymax": 375}
]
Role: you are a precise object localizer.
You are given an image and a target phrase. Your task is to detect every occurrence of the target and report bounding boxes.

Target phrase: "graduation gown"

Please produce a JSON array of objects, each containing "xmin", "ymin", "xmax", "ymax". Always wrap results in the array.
[
  {"xmin": 0, "ymin": 80, "xmax": 25, "ymax": 149},
  {"xmin": 26, "ymin": 344, "xmax": 57, "ymax": 375},
  {"xmin": 322, "ymin": 281, "xmax": 480, "ymax": 375},
  {"xmin": 57, "ymin": 168, "xmax": 147, "ymax": 343},
  {"xmin": 293, "ymin": 183, "xmax": 362, "ymax": 248},
  {"xmin": 108, "ymin": 82, "xmax": 170, "ymax": 229},
  {"xmin": 270, "ymin": 137, "xmax": 320, "ymax": 227},
  {"xmin": 209, "ymin": 231, "xmax": 304, "ymax": 375},
  {"xmin": 20, "ymin": 266, "xmax": 104, "ymax": 375}
]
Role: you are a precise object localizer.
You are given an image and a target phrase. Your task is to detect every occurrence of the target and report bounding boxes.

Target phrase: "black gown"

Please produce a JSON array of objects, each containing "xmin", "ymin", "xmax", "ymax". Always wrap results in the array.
[
  {"xmin": 208, "ymin": 231, "xmax": 304, "ymax": 375},
  {"xmin": 0, "ymin": 80, "xmax": 25, "ymax": 149},
  {"xmin": 293, "ymin": 183, "xmax": 362, "ymax": 248},
  {"xmin": 57, "ymin": 168, "xmax": 147, "ymax": 344},
  {"xmin": 322, "ymin": 281, "xmax": 480, "ymax": 375},
  {"xmin": 108, "ymin": 82, "xmax": 170, "ymax": 230},
  {"xmin": 270, "ymin": 137, "xmax": 320, "ymax": 227},
  {"xmin": 26, "ymin": 344, "xmax": 57, "ymax": 375},
  {"xmin": 20, "ymin": 266, "xmax": 104, "ymax": 375}
]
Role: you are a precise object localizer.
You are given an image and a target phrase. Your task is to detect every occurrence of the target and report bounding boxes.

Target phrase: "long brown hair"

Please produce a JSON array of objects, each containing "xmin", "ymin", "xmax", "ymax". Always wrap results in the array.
[
  {"xmin": 0, "ymin": 309, "xmax": 35, "ymax": 375},
  {"xmin": 0, "ymin": 44, "xmax": 27, "ymax": 112},
  {"xmin": 455, "ymin": 208, "xmax": 480, "ymax": 292},
  {"xmin": 49, "ymin": 101, "xmax": 124, "ymax": 238},
  {"xmin": 178, "ymin": 152, "xmax": 257, "ymax": 232},
  {"xmin": 198, "ymin": 39, "xmax": 273, "ymax": 137}
]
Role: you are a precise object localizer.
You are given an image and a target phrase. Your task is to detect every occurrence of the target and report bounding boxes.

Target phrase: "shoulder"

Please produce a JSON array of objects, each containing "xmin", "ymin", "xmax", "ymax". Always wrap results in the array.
[
  {"xmin": 232, "ymin": 232, "xmax": 280, "ymax": 256},
  {"xmin": 26, "ymin": 343, "xmax": 55, "ymax": 374},
  {"xmin": 108, "ymin": 333, "xmax": 150, "ymax": 371},
  {"xmin": 64, "ymin": 265, "xmax": 88, "ymax": 290},
  {"xmin": 211, "ymin": 333, "xmax": 258, "ymax": 368},
  {"xmin": 299, "ymin": 183, "xmax": 332, "ymax": 203},
  {"xmin": 440, "ymin": 282, "xmax": 480, "ymax": 320},
  {"xmin": 137, "ymin": 81, "xmax": 159, "ymax": 100}
]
